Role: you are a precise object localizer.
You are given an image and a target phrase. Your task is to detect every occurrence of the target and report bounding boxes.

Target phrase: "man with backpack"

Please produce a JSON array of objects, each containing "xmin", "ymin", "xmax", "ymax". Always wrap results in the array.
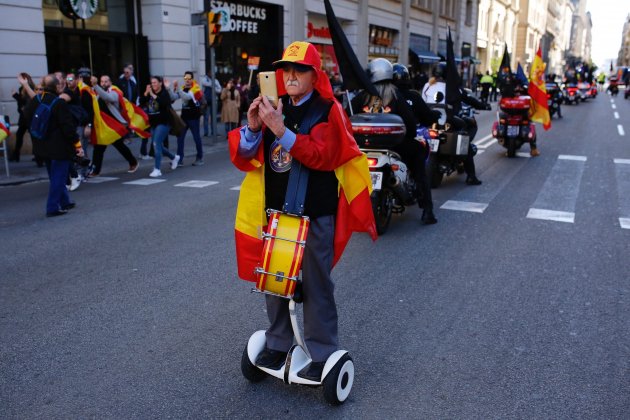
[{"xmin": 24, "ymin": 74, "xmax": 82, "ymax": 217}]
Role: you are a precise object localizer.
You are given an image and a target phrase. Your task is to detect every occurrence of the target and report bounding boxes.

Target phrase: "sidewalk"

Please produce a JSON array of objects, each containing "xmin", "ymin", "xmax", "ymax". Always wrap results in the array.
[{"xmin": 0, "ymin": 130, "xmax": 227, "ymax": 187}]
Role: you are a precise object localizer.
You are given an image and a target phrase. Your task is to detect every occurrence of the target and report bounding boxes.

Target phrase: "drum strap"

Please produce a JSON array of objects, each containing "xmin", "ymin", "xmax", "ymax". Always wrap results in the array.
[{"xmin": 282, "ymin": 96, "xmax": 330, "ymax": 216}]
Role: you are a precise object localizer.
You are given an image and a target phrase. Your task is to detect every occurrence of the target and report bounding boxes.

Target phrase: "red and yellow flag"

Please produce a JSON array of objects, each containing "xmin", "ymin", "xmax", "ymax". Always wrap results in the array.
[
  {"xmin": 228, "ymin": 101, "xmax": 377, "ymax": 282},
  {"xmin": 0, "ymin": 119, "xmax": 9, "ymax": 143},
  {"xmin": 82, "ymin": 86, "xmax": 128, "ymax": 146},
  {"xmin": 527, "ymin": 47, "xmax": 551, "ymax": 131},
  {"xmin": 111, "ymin": 86, "xmax": 151, "ymax": 138},
  {"xmin": 188, "ymin": 80, "xmax": 203, "ymax": 103}
]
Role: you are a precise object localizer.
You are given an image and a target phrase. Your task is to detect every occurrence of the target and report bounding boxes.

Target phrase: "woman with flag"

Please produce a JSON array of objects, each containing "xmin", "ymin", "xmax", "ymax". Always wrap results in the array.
[{"xmin": 173, "ymin": 71, "xmax": 204, "ymax": 166}]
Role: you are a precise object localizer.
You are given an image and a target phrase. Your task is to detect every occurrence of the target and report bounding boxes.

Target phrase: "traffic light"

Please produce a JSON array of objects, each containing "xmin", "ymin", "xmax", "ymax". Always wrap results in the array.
[{"xmin": 208, "ymin": 12, "xmax": 222, "ymax": 47}]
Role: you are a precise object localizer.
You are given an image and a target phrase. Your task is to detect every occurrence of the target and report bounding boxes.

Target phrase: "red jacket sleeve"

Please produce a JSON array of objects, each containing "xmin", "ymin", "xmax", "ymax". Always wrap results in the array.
[
  {"xmin": 288, "ymin": 102, "xmax": 361, "ymax": 171},
  {"xmin": 228, "ymin": 126, "xmax": 264, "ymax": 171}
]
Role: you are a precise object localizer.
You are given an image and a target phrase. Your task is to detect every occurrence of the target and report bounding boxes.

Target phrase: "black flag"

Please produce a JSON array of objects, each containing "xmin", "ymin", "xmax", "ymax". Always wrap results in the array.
[
  {"xmin": 498, "ymin": 43, "xmax": 512, "ymax": 84},
  {"xmin": 445, "ymin": 27, "xmax": 462, "ymax": 117},
  {"xmin": 324, "ymin": 0, "xmax": 378, "ymax": 96}
]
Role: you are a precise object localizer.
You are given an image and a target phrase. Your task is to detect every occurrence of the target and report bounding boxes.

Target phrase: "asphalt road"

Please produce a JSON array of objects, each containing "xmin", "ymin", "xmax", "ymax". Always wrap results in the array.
[{"xmin": 1, "ymin": 92, "xmax": 629, "ymax": 418}]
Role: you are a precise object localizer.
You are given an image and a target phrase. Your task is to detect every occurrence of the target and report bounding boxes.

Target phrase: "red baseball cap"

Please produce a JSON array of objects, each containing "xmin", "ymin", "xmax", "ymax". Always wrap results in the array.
[{"xmin": 273, "ymin": 41, "xmax": 322, "ymax": 71}]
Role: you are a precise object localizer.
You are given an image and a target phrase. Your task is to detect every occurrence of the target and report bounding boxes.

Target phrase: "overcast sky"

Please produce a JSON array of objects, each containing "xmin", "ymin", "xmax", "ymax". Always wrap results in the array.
[{"xmin": 586, "ymin": 0, "xmax": 629, "ymax": 68}]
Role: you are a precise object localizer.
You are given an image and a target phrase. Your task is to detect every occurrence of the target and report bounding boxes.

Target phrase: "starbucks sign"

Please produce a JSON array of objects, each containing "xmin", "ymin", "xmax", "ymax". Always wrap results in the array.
[{"xmin": 59, "ymin": 0, "xmax": 98, "ymax": 20}]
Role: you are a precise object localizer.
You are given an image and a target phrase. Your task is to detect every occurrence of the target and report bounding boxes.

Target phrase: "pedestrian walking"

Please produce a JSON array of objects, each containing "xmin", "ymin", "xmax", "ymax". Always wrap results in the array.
[
  {"xmin": 173, "ymin": 71, "xmax": 204, "ymax": 166},
  {"xmin": 23, "ymin": 74, "xmax": 82, "ymax": 217}
]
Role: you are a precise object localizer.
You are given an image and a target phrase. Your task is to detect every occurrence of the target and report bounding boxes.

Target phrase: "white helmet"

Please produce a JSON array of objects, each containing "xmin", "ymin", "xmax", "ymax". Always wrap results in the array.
[{"xmin": 368, "ymin": 58, "xmax": 393, "ymax": 83}]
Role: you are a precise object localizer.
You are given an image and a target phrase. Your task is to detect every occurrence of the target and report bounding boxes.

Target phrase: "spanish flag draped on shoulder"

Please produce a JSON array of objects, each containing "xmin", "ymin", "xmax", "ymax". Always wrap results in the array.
[
  {"xmin": 188, "ymin": 80, "xmax": 204, "ymax": 103},
  {"xmin": 80, "ymin": 82, "xmax": 127, "ymax": 146},
  {"xmin": 527, "ymin": 47, "xmax": 551, "ymax": 131},
  {"xmin": 111, "ymin": 85, "xmax": 151, "ymax": 139}
]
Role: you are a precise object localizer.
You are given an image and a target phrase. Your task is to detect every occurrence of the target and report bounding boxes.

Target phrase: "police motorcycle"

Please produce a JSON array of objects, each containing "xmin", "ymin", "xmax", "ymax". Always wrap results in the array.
[
  {"xmin": 350, "ymin": 103, "xmax": 414, "ymax": 235},
  {"xmin": 425, "ymin": 91, "xmax": 477, "ymax": 188}
]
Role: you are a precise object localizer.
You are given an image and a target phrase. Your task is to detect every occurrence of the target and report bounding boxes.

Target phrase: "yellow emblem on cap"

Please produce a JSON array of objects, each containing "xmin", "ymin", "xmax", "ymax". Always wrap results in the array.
[{"xmin": 282, "ymin": 41, "xmax": 309, "ymax": 62}]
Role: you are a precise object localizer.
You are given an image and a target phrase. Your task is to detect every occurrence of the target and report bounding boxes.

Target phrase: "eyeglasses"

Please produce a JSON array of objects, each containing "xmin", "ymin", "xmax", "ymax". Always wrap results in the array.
[
  {"xmin": 183, "ymin": 77, "xmax": 192, "ymax": 81},
  {"xmin": 66, "ymin": 77, "xmax": 74, "ymax": 81}
]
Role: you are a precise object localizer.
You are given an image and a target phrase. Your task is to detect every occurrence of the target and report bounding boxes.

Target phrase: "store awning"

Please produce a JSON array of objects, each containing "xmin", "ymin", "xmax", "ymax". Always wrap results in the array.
[{"xmin": 409, "ymin": 48, "xmax": 441, "ymax": 63}]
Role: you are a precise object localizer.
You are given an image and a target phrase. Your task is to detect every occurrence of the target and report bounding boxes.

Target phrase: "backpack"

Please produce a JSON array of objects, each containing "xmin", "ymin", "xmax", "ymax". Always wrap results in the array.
[{"xmin": 30, "ymin": 94, "xmax": 61, "ymax": 140}]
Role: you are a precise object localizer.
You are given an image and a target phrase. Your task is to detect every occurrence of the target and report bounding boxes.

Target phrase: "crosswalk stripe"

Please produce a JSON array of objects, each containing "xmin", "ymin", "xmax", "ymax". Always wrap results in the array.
[
  {"xmin": 558, "ymin": 155, "xmax": 587, "ymax": 161},
  {"xmin": 613, "ymin": 158, "xmax": 630, "ymax": 165},
  {"xmin": 516, "ymin": 152, "xmax": 532, "ymax": 158},
  {"xmin": 614, "ymin": 112, "xmax": 619, "ymax": 119},
  {"xmin": 84, "ymin": 176, "xmax": 118, "ymax": 184},
  {"xmin": 618, "ymin": 125, "xmax": 625, "ymax": 136},
  {"xmin": 440, "ymin": 155, "xmax": 529, "ymax": 214},
  {"xmin": 527, "ymin": 155, "xmax": 586, "ymax": 224},
  {"xmin": 440, "ymin": 200, "xmax": 488, "ymax": 213},
  {"xmin": 230, "ymin": 186, "xmax": 241, "ymax": 191},
  {"xmin": 527, "ymin": 208, "xmax": 575, "ymax": 223},
  {"xmin": 123, "ymin": 179, "xmax": 166, "ymax": 185},
  {"xmin": 174, "ymin": 180, "xmax": 219, "ymax": 188},
  {"xmin": 620, "ymin": 218, "xmax": 630, "ymax": 229}
]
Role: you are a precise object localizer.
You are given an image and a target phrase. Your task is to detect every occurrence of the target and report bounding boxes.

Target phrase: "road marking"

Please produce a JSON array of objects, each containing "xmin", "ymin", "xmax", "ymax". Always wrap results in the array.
[
  {"xmin": 174, "ymin": 180, "xmax": 219, "ymax": 188},
  {"xmin": 558, "ymin": 155, "xmax": 587, "ymax": 161},
  {"xmin": 614, "ymin": 161, "xmax": 630, "ymax": 230},
  {"xmin": 440, "ymin": 200, "xmax": 488, "ymax": 213},
  {"xmin": 527, "ymin": 208, "xmax": 575, "ymax": 223},
  {"xmin": 84, "ymin": 176, "xmax": 118, "ymax": 184},
  {"xmin": 123, "ymin": 179, "xmax": 166, "ymax": 185},
  {"xmin": 473, "ymin": 134, "xmax": 493, "ymax": 147},
  {"xmin": 612, "ymin": 104, "xmax": 617, "ymax": 109},
  {"xmin": 476, "ymin": 149, "xmax": 485, "ymax": 155},
  {"xmin": 618, "ymin": 125, "xmax": 625, "ymax": 136},
  {"xmin": 527, "ymin": 155, "xmax": 586, "ymax": 224},
  {"xmin": 440, "ymin": 156, "xmax": 529, "ymax": 214},
  {"xmin": 614, "ymin": 112, "xmax": 619, "ymax": 119},
  {"xmin": 230, "ymin": 186, "xmax": 241, "ymax": 191},
  {"xmin": 611, "ymin": 98, "xmax": 615, "ymax": 103},
  {"xmin": 516, "ymin": 152, "xmax": 532, "ymax": 158}
]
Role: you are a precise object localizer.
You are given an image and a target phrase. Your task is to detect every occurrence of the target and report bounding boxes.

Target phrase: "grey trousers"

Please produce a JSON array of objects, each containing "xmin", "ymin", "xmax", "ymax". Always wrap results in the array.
[{"xmin": 264, "ymin": 215, "xmax": 338, "ymax": 362}]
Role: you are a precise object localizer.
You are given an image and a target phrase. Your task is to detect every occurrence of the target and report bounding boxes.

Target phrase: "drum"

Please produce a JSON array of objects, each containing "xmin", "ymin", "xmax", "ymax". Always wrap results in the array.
[{"xmin": 255, "ymin": 210, "xmax": 309, "ymax": 298}]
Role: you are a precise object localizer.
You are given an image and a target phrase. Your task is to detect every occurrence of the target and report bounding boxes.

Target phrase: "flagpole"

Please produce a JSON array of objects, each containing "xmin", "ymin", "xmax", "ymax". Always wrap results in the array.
[{"xmin": 345, "ymin": 90, "xmax": 354, "ymax": 115}]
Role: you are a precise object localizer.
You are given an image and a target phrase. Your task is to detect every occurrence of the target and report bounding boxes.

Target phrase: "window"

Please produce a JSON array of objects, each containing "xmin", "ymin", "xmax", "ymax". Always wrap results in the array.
[
  {"xmin": 465, "ymin": 0, "xmax": 473, "ymax": 26},
  {"xmin": 440, "ymin": 0, "xmax": 456, "ymax": 19},
  {"xmin": 412, "ymin": 0, "xmax": 433, "ymax": 10}
]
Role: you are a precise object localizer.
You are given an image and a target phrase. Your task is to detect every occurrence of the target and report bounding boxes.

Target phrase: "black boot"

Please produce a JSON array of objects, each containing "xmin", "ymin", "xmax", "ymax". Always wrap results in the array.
[
  {"xmin": 255, "ymin": 347, "xmax": 287, "ymax": 370},
  {"xmin": 421, "ymin": 209, "xmax": 437, "ymax": 224},
  {"xmin": 465, "ymin": 176, "xmax": 482, "ymax": 185}
]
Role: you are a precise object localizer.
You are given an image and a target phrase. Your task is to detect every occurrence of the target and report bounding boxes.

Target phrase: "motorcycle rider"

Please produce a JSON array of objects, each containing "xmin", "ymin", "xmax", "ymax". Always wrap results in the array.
[
  {"xmin": 351, "ymin": 58, "xmax": 438, "ymax": 224},
  {"xmin": 499, "ymin": 72, "xmax": 540, "ymax": 156},
  {"xmin": 421, "ymin": 64, "xmax": 489, "ymax": 185},
  {"xmin": 546, "ymin": 74, "xmax": 563, "ymax": 119}
]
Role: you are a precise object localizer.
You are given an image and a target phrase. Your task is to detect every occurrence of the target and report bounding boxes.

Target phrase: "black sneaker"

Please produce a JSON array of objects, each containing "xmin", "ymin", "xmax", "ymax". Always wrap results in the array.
[
  {"xmin": 465, "ymin": 176, "xmax": 482, "ymax": 186},
  {"xmin": 255, "ymin": 347, "xmax": 287, "ymax": 370},
  {"xmin": 297, "ymin": 361, "xmax": 326, "ymax": 382}
]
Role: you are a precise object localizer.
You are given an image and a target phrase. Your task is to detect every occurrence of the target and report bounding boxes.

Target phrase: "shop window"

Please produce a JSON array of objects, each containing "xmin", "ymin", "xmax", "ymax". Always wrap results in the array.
[
  {"xmin": 42, "ymin": 0, "xmax": 133, "ymax": 33},
  {"xmin": 412, "ymin": 0, "xmax": 432, "ymax": 10}
]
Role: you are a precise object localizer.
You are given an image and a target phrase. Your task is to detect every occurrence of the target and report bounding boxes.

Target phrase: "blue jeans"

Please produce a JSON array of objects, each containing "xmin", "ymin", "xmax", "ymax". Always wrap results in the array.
[
  {"xmin": 45, "ymin": 159, "xmax": 72, "ymax": 214},
  {"xmin": 176, "ymin": 118, "xmax": 203, "ymax": 161},
  {"xmin": 152, "ymin": 124, "xmax": 175, "ymax": 170}
]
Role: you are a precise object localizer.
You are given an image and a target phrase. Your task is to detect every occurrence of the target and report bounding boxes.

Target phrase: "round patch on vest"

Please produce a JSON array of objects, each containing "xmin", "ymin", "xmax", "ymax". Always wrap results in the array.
[{"xmin": 269, "ymin": 138, "xmax": 292, "ymax": 173}]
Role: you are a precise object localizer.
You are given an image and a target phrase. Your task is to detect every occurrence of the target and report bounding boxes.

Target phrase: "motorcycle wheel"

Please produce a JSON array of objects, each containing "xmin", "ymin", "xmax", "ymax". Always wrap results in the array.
[
  {"xmin": 427, "ymin": 155, "xmax": 443, "ymax": 189},
  {"xmin": 506, "ymin": 137, "xmax": 517, "ymax": 158},
  {"xmin": 371, "ymin": 190, "xmax": 393, "ymax": 235}
]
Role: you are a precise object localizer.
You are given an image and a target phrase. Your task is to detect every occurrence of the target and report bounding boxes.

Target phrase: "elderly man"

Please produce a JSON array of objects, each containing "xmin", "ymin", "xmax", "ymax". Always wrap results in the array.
[
  {"xmin": 23, "ymin": 75, "xmax": 82, "ymax": 217},
  {"xmin": 228, "ymin": 41, "xmax": 376, "ymax": 381}
]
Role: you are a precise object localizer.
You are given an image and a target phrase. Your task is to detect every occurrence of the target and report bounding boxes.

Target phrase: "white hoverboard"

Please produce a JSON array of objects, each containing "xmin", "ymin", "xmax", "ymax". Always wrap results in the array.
[{"xmin": 241, "ymin": 298, "xmax": 355, "ymax": 405}]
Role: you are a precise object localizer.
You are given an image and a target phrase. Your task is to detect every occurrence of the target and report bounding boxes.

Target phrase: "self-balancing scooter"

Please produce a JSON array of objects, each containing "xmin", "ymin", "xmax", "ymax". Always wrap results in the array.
[{"xmin": 240, "ymin": 210, "xmax": 355, "ymax": 405}]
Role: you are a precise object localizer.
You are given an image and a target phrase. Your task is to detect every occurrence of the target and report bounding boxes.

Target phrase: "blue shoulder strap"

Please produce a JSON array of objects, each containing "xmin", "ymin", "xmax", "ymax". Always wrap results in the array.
[{"xmin": 282, "ymin": 96, "xmax": 330, "ymax": 216}]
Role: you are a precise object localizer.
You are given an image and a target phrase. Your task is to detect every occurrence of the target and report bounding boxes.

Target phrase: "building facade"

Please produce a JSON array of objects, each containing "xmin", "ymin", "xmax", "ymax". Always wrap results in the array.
[
  {"xmin": 0, "ymin": 0, "xmax": 484, "ymax": 123},
  {"xmin": 617, "ymin": 14, "xmax": 630, "ymax": 67},
  {"xmin": 476, "ymin": 0, "xmax": 520, "ymax": 74}
]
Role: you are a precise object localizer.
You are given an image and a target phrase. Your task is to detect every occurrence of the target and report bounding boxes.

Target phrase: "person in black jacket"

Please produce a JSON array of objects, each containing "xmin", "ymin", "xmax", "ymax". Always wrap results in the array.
[
  {"xmin": 116, "ymin": 65, "xmax": 138, "ymax": 103},
  {"xmin": 351, "ymin": 58, "xmax": 438, "ymax": 224},
  {"xmin": 23, "ymin": 75, "xmax": 82, "ymax": 217},
  {"xmin": 139, "ymin": 76, "xmax": 180, "ymax": 177}
]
